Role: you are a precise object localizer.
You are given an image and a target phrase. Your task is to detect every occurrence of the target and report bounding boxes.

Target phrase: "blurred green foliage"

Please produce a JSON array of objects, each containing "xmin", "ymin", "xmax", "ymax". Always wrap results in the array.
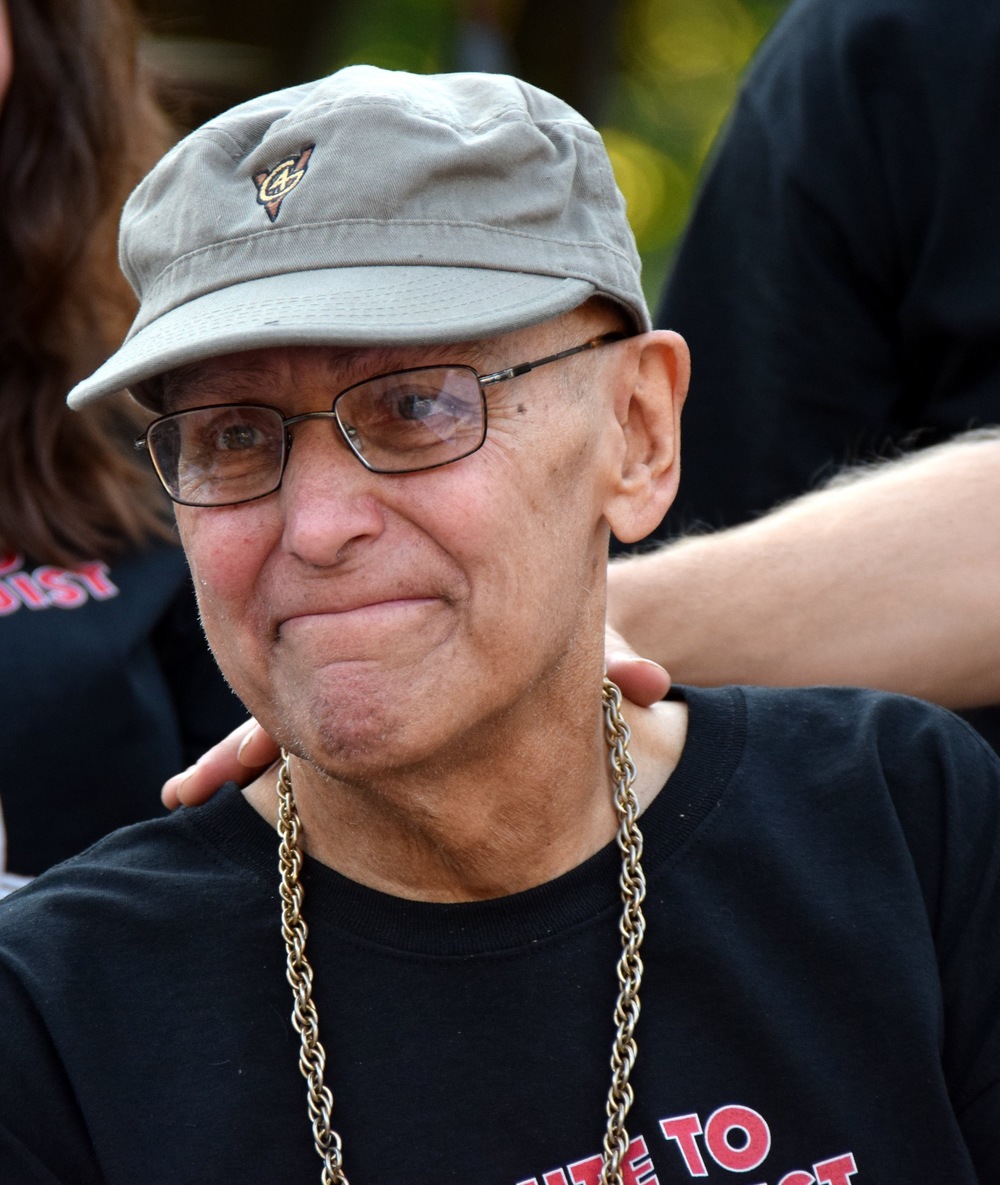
[
  {"xmin": 332, "ymin": 0, "xmax": 456, "ymax": 74},
  {"xmin": 608, "ymin": 0, "xmax": 788, "ymax": 301}
]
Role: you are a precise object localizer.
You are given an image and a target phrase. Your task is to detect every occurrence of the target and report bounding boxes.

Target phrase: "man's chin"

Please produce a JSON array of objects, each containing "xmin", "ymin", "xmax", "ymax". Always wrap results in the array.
[{"xmin": 272, "ymin": 672, "xmax": 449, "ymax": 778}]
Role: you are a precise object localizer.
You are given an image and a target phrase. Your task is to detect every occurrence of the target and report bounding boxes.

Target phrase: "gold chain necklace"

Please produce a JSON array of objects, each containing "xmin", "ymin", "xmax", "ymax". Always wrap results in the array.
[{"xmin": 277, "ymin": 676, "xmax": 646, "ymax": 1185}]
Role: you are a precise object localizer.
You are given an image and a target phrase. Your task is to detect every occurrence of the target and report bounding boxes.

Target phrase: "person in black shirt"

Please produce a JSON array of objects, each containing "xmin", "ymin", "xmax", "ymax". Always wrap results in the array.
[
  {"xmin": 643, "ymin": 0, "xmax": 1000, "ymax": 754},
  {"xmin": 656, "ymin": 0, "xmax": 1000, "ymax": 536},
  {"xmin": 0, "ymin": 0, "xmax": 245, "ymax": 882}
]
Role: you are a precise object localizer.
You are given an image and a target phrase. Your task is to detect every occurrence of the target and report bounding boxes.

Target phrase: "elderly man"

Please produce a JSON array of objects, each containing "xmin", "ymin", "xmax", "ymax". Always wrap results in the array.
[{"xmin": 0, "ymin": 67, "xmax": 997, "ymax": 1185}]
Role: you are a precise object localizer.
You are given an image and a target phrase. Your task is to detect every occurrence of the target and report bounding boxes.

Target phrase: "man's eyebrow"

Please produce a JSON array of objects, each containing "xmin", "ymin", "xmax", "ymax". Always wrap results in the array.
[
  {"xmin": 161, "ymin": 341, "xmax": 505, "ymax": 411},
  {"xmin": 163, "ymin": 367, "xmax": 275, "ymax": 409},
  {"xmin": 334, "ymin": 340, "xmax": 501, "ymax": 379}
]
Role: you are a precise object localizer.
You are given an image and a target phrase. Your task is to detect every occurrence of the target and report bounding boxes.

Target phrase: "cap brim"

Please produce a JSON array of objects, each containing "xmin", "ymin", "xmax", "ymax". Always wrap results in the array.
[{"xmin": 68, "ymin": 266, "xmax": 596, "ymax": 408}]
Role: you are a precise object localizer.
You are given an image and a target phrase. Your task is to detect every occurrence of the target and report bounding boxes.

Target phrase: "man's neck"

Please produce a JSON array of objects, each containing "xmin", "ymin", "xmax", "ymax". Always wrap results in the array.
[{"xmin": 244, "ymin": 688, "xmax": 687, "ymax": 903}]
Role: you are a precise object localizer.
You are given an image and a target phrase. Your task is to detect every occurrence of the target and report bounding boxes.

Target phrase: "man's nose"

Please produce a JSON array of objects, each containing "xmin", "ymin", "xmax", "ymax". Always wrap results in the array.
[{"xmin": 277, "ymin": 417, "xmax": 386, "ymax": 566}]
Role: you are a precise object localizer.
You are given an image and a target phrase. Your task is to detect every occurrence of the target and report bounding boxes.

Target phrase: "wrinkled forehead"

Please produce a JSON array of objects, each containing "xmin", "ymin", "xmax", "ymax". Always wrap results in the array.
[{"xmin": 140, "ymin": 340, "xmax": 497, "ymax": 415}]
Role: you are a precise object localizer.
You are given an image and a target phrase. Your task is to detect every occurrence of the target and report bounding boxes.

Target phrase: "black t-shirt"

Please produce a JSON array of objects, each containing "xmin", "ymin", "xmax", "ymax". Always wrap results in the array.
[
  {"xmin": 0, "ymin": 544, "xmax": 245, "ymax": 875},
  {"xmin": 651, "ymin": 0, "xmax": 1000, "ymax": 538},
  {"xmin": 0, "ymin": 685, "xmax": 997, "ymax": 1183}
]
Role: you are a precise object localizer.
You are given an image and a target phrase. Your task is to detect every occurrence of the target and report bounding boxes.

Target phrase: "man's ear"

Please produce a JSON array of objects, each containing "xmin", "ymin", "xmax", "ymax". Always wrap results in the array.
[{"xmin": 603, "ymin": 330, "xmax": 689, "ymax": 544}]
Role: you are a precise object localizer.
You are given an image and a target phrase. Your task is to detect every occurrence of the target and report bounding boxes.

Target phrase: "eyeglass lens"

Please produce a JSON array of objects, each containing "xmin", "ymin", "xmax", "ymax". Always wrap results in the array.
[
  {"xmin": 145, "ymin": 365, "xmax": 488, "ymax": 506},
  {"xmin": 337, "ymin": 366, "xmax": 485, "ymax": 470}
]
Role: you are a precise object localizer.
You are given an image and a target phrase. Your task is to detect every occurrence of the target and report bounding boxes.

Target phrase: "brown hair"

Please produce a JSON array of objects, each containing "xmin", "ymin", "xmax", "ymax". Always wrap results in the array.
[{"xmin": 0, "ymin": 0, "xmax": 176, "ymax": 566}]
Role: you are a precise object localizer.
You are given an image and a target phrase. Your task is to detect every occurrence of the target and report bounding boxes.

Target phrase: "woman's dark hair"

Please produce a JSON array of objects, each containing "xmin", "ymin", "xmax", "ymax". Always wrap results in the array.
[{"xmin": 0, "ymin": 0, "xmax": 176, "ymax": 565}]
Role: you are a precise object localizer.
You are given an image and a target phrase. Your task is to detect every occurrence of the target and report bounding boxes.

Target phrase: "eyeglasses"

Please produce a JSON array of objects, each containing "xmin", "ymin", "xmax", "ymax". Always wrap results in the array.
[{"xmin": 135, "ymin": 332, "xmax": 626, "ymax": 507}]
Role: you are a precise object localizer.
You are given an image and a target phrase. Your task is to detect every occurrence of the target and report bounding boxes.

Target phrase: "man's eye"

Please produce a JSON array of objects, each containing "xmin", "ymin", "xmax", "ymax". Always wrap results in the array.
[
  {"xmin": 215, "ymin": 422, "xmax": 264, "ymax": 451},
  {"xmin": 395, "ymin": 392, "xmax": 439, "ymax": 421}
]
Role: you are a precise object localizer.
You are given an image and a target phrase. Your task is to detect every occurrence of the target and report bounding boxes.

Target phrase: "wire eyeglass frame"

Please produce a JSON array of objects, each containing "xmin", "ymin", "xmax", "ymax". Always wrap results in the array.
[{"xmin": 135, "ymin": 331, "xmax": 627, "ymax": 507}]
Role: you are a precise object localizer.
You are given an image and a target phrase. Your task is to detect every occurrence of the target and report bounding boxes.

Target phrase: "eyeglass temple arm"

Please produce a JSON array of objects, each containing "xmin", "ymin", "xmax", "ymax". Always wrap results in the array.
[{"xmin": 478, "ymin": 332, "xmax": 627, "ymax": 386}]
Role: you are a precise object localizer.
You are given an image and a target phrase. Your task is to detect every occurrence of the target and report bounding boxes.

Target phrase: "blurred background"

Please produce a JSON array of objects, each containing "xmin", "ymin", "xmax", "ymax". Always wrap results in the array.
[{"xmin": 136, "ymin": 0, "xmax": 790, "ymax": 306}]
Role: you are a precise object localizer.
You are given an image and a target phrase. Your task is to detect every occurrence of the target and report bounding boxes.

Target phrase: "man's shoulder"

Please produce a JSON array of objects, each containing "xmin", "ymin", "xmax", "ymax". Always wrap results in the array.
[
  {"xmin": 687, "ymin": 679, "xmax": 967, "ymax": 725},
  {"xmin": 679, "ymin": 685, "xmax": 1000, "ymax": 916},
  {"xmin": 681, "ymin": 682, "xmax": 998, "ymax": 797},
  {"xmin": 728, "ymin": 682, "xmax": 991, "ymax": 758},
  {"xmin": 695, "ymin": 685, "xmax": 1000, "ymax": 875},
  {"xmin": 730, "ymin": 679, "xmax": 958, "ymax": 717}
]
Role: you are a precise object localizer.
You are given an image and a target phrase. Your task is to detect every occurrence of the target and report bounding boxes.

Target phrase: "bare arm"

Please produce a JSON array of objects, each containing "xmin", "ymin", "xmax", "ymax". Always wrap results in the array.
[{"xmin": 607, "ymin": 431, "xmax": 1000, "ymax": 710}]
